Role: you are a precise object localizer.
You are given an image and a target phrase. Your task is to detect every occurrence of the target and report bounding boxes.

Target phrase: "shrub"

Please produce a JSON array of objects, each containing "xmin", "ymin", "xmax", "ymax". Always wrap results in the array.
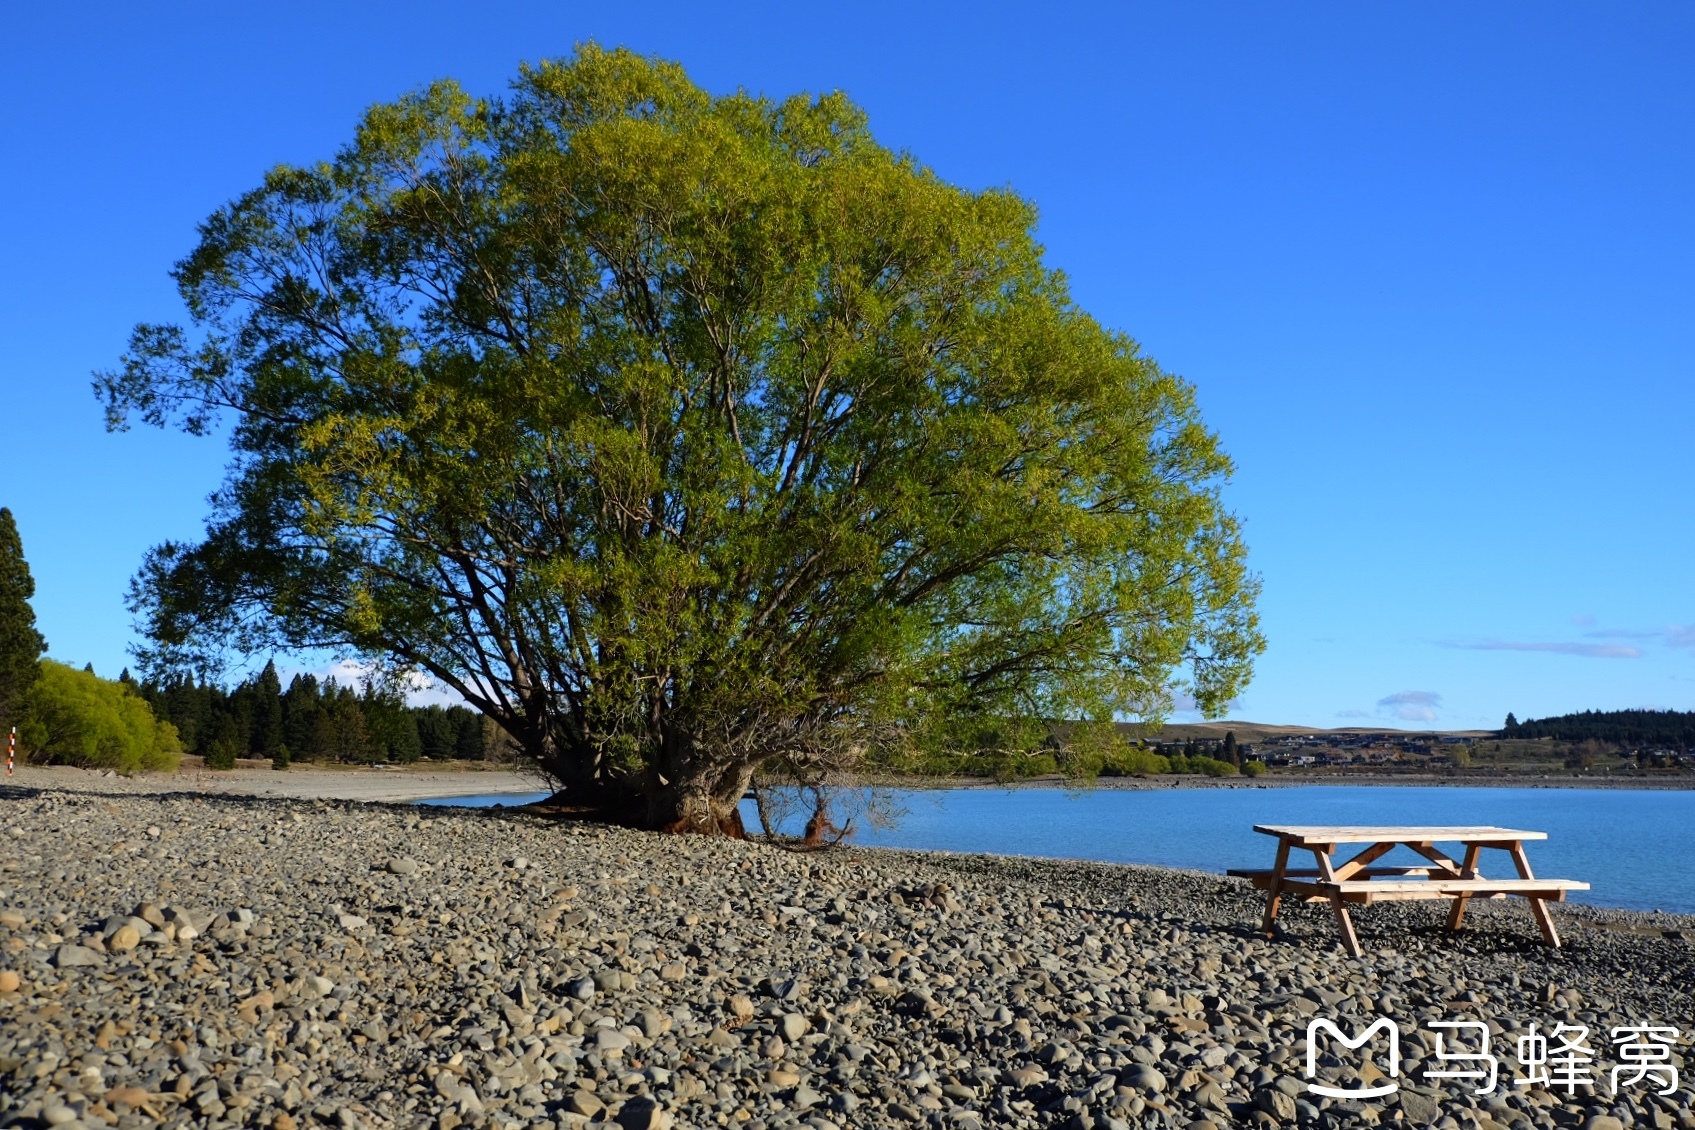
[
  {"xmin": 1241, "ymin": 759, "xmax": 1267, "ymax": 777},
  {"xmin": 1099, "ymin": 746, "xmax": 1171, "ymax": 776},
  {"xmin": 272, "ymin": 743, "xmax": 291, "ymax": 771},
  {"xmin": 19, "ymin": 660, "xmax": 181, "ymax": 773},
  {"xmin": 1166, "ymin": 753, "xmax": 1237, "ymax": 776},
  {"xmin": 203, "ymin": 738, "xmax": 237, "ymax": 770}
]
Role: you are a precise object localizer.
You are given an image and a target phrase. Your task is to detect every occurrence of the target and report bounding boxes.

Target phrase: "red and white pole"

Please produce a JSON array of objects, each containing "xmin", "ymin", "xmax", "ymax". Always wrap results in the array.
[{"xmin": 7, "ymin": 726, "xmax": 13, "ymax": 776}]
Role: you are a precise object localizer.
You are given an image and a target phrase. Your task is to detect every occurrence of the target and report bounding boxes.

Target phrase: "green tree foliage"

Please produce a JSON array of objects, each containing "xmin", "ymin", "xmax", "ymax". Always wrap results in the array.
[
  {"xmin": 1222, "ymin": 730, "xmax": 1239, "ymax": 766},
  {"xmin": 19, "ymin": 660, "xmax": 182, "ymax": 773},
  {"xmin": 0, "ymin": 507, "xmax": 46, "ymax": 734},
  {"xmin": 417, "ymin": 705, "xmax": 484, "ymax": 760},
  {"xmin": 98, "ymin": 46, "xmax": 1263, "ymax": 831},
  {"xmin": 1504, "ymin": 709, "xmax": 1695, "ymax": 746}
]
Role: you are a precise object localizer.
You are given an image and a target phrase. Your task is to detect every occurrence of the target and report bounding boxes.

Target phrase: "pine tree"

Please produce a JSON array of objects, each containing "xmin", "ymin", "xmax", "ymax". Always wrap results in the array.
[
  {"xmin": 203, "ymin": 712, "xmax": 239, "ymax": 769},
  {"xmin": 251, "ymin": 660, "xmax": 283, "ymax": 757},
  {"xmin": 455, "ymin": 709, "xmax": 485, "ymax": 760},
  {"xmin": 1222, "ymin": 730, "xmax": 1239, "ymax": 767},
  {"xmin": 282, "ymin": 673, "xmax": 321, "ymax": 758},
  {"xmin": 0, "ymin": 507, "xmax": 46, "ymax": 734}
]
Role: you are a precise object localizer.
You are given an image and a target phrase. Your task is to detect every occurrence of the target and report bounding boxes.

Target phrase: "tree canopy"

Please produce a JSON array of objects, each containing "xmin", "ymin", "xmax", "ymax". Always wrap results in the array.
[
  {"xmin": 97, "ymin": 45, "xmax": 1262, "ymax": 830},
  {"xmin": 1502, "ymin": 709, "xmax": 1695, "ymax": 746},
  {"xmin": 0, "ymin": 507, "xmax": 46, "ymax": 734}
]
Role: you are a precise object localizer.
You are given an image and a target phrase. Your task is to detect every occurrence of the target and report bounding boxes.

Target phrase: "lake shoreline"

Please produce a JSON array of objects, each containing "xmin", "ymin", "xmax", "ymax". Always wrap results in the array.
[{"xmin": 9, "ymin": 761, "xmax": 1691, "ymax": 810}]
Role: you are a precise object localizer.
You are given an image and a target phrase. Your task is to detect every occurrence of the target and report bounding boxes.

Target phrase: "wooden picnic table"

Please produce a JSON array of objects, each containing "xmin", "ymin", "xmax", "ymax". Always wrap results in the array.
[{"xmin": 1229, "ymin": 825, "xmax": 1588, "ymax": 957}]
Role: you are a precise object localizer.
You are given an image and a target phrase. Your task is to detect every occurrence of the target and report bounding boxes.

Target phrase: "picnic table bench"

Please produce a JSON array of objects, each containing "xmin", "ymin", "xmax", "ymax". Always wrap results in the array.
[{"xmin": 1229, "ymin": 825, "xmax": 1588, "ymax": 957}]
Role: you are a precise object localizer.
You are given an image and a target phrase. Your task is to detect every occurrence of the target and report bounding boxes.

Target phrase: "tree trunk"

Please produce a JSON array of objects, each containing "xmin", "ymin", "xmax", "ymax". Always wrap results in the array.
[
  {"xmin": 525, "ymin": 716, "xmax": 759, "ymax": 835},
  {"xmin": 649, "ymin": 761, "xmax": 755, "ymax": 836}
]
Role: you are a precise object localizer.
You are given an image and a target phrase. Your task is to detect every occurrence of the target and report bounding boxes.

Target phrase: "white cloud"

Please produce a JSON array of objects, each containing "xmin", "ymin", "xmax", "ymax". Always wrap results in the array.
[
  {"xmin": 284, "ymin": 658, "xmax": 465, "ymax": 707},
  {"xmin": 1454, "ymin": 640, "xmax": 1643, "ymax": 659},
  {"xmin": 1376, "ymin": 690, "xmax": 1441, "ymax": 722},
  {"xmin": 1668, "ymin": 625, "xmax": 1695, "ymax": 651}
]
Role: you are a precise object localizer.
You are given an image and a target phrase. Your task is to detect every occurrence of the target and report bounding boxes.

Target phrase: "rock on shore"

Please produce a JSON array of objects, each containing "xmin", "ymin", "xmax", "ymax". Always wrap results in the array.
[{"xmin": 1, "ymin": 778, "xmax": 1692, "ymax": 1130}]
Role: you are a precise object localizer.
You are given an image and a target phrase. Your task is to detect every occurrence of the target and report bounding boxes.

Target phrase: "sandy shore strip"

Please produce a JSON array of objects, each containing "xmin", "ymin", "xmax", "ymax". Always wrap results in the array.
[
  {"xmin": 2, "ymin": 773, "xmax": 1692, "ymax": 1130},
  {"xmin": 3, "ymin": 763, "xmax": 551, "ymax": 804}
]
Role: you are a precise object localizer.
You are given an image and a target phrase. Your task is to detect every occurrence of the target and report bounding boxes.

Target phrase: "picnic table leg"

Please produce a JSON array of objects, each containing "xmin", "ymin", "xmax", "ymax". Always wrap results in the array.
[
  {"xmin": 1446, "ymin": 844, "xmax": 1483, "ymax": 932},
  {"xmin": 1508, "ymin": 842, "xmax": 1561, "ymax": 948},
  {"xmin": 1314, "ymin": 844, "xmax": 1364, "ymax": 957},
  {"xmin": 1260, "ymin": 839, "xmax": 1291, "ymax": 934},
  {"xmin": 1329, "ymin": 894, "xmax": 1363, "ymax": 957}
]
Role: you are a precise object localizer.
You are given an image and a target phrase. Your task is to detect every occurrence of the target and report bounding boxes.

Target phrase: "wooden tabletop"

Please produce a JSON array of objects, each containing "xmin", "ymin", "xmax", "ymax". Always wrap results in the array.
[{"xmin": 1253, "ymin": 825, "xmax": 1548, "ymax": 845}]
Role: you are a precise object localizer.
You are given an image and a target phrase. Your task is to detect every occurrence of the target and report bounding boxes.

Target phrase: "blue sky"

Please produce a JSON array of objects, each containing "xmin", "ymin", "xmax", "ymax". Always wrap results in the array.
[{"xmin": 1, "ymin": 2, "xmax": 1690, "ymax": 730}]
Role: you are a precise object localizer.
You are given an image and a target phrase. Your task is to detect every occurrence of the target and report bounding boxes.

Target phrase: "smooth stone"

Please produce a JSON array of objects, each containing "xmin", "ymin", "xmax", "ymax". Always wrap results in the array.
[
  {"xmin": 55, "ymin": 943, "xmax": 104, "ymax": 967},
  {"xmin": 567, "ymin": 1091, "xmax": 604, "ymax": 1117},
  {"xmin": 1397, "ymin": 1090, "xmax": 1440, "ymax": 1124},
  {"xmin": 105, "ymin": 1085, "xmax": 151, "ymax": 1107},
  {"xmin": 1254, "ymin": 1087, "xmax": 1297, "ymax": 1120},
  {"xmin": 1121, "ymin": 1064, "xmax": 1166, "ymax": 1094}
]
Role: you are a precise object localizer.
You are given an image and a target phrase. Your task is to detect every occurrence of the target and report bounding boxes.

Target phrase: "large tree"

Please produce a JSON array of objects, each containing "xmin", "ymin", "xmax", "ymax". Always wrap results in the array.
[
  {"xmin": 0, "ymin": 507, "xmax": 46, "ymax": 734},
  {"xmin": 97, "ymin": 46, "xmax": 1263, "ymax": 831}
]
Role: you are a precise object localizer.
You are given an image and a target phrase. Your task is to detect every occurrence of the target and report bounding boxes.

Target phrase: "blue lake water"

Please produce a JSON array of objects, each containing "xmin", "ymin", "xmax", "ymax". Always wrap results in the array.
[
  {"xmin": 423, "ymin": 784, "xmax": 1695, "ymax": 914},
  {"xmin": 419, "ymin": 792, "xmax": 554, "ymax": 808}
]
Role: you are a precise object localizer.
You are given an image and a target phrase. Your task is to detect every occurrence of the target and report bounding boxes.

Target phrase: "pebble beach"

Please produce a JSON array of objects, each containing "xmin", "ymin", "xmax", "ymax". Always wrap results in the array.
[{"xmin": 2, "ymin": 769, "xmax": 1693, "ymax": 1130}]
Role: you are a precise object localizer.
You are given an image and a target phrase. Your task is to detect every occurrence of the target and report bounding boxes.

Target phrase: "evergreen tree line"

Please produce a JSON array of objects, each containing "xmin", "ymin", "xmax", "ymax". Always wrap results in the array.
[
  {"xmin": 130, "ymin": 661, "xmax": 486, "ymax": 766},
  {"xmin": 1501, "ymin": 709, "xmax": 1695, "ymax": 747}
]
